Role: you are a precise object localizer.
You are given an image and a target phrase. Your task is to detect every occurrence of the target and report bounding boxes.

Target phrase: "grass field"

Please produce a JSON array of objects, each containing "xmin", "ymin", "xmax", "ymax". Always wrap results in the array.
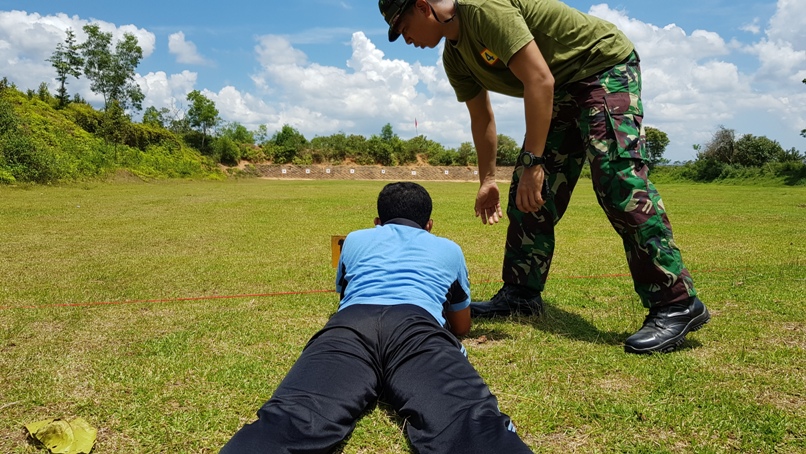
[{"xmin": 1, "ymin": 179, "xmax": 804, "ymax": 453}]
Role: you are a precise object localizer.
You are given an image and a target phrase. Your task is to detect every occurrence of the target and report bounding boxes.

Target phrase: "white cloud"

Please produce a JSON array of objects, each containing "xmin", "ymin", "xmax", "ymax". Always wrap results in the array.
[
  {"xmin": 745, "ymin": 39, "xmax": 806, "ymax": 84},
  {"xmin": 137, "ymin": 70, "xmax": 198, "ymax": 113},
  {"xmin": 245, "ymin": 32, "xmax": 466, "ymax": 139},
  {"xmin": 740, "ymin": 18, "xmax": 761, "ymax": 35},
  {"xmin": 168, "ymin": 31, "xmax": 212, "ymax": 66},
  {"xmin": 767, "ymin": 0, "xmax": 806, "ymax": 52},
  {"xmin": 0, "ymin": 10, "xmax": 155, "ymax": 95}
]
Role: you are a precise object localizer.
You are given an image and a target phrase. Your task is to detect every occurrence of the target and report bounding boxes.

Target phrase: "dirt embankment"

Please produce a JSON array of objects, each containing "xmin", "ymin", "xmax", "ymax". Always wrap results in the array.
[{"xmin": 253, "ymin": 164, "xmax": 516, "ymax": 182}]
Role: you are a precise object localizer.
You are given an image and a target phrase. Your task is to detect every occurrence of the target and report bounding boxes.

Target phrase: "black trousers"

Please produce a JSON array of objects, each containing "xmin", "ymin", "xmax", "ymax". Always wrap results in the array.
[{"xmin": 220, "ymin": 304, "xmax": 532, "ymax": 453}]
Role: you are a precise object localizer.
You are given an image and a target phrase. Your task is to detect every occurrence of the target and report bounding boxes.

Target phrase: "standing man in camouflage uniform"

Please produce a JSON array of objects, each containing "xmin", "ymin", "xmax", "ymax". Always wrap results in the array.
[{"xmin": 378, "ymin": 0, "xmax": 710, "ymax": 353}]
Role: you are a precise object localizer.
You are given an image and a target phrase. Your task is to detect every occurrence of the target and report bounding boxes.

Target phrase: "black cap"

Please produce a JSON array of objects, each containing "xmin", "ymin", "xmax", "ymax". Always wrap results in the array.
[{"xmin": 379, "ymin": 0, "xmax": 415, "ymax": 42}]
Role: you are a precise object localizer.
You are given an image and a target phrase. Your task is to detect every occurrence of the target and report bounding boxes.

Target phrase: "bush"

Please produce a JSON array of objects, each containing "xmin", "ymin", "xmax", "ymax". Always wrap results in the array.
[
  {"xmin": 366, "ymin": 136, "xmax": 393, "ymax": 166},
  {"xmin": 267, "ymin": 143, "xmax": 299, "ymax": 164},
  {"xmin": 405, "ymin": 135, "xmax": 444, "ymax": 164},
  {"xmin": 292, "ymin": 150, "xmax": 314, "ymax": 166},
  {"xmin": 1, "ymin": 133, "xmax": 67, "ymax": 183},
  {"xmin": 496, "ymin": 134, "xmax": 520, "ymax": 166},
  {"xmin": 213, "ymin": 136, "xmax": 241, "ymax": 165},
  {"xmin": 667, "ymin": 159, "xmax": 806, "ymax": 185},
  {"xmin": 124, "ymin": 122, "xmax": 181, "ymax": 151},
  {"xmin": 64, "ymin": 103, "xmax": 103, "ymax": 134},
  {"xmin": 680, "ymin": 157, "xmax": 726, "ymax": 182},
  {"xmin": 240, "ymin": 144, "xmax": 266, "ymax": 162},
  {"xmin": 455, "ymin": 142, "xmax": 477, "ymax": 166},
  {"xmin": 0, "ymin": 166, "xmax": 15, "ymax": 184},
  {"xmin": 427, "ymin": 148, "xmax": 457, "ymax": 166}
]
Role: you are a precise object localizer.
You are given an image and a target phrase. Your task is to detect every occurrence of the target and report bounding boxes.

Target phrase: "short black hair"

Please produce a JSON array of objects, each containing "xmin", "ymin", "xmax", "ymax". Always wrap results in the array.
[{"xmin": 377, "ymin": 182, "xmax": 432, "ymax": 228}]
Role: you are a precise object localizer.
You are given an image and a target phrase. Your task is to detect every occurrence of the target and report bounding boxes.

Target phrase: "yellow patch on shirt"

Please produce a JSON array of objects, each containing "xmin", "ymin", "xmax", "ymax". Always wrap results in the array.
[{"xmin": 480, "ymin": 48, "xmax": 500, "ymax": 66}]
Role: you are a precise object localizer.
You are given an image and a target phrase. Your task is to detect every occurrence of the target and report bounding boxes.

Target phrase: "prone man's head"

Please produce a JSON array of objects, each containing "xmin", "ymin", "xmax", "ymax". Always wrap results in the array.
[{"xmin": 377, "ymin": 182, "xmax": 432, "ymax": 229}]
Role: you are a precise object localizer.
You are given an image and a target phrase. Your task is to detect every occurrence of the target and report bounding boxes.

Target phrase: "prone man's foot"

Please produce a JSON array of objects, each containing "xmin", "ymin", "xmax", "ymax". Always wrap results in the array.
[
  {"xmin": 470, "ymin": 284, "xmax": 544, "ymax": 318},
  {"xmin": 624, "ymin": 296, "xmax": 710, "ymax": 354}
]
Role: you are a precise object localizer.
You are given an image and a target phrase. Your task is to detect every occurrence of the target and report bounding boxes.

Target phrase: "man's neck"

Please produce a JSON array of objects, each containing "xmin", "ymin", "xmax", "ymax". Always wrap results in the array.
[
  {"xmin": 382, "ymin": 218, "xmax": 423, "ymax": 229},
  {"xmin": 434, "ymin": 0, "xmax": 460, "ymax": 41}
]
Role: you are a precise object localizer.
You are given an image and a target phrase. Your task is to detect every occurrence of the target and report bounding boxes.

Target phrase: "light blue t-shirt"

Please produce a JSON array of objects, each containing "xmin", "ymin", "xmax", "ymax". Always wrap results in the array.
[{"xmin": 335, "ymin": 218, "xmax": 471, "ymax": 327}]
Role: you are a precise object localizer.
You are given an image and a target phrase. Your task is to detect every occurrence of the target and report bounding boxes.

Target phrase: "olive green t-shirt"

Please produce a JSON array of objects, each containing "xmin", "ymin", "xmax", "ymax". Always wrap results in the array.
[{"xmin": 443, "ymin": 0, "xmax": 634, "ymax": 102}]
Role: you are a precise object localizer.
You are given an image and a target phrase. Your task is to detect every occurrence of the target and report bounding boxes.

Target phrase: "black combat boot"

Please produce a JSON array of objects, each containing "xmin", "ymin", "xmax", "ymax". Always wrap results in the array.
[
  {"xmin": 470, "ymin": 284, "xmax": 543, "ymax": 318},
  {"xmin": 624, "ymin": 296, "xmax": 710, "ymax": 354}
]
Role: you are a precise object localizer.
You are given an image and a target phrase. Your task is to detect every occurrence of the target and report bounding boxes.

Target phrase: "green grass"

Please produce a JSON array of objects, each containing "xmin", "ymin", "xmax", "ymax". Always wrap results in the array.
[{"xmin": 1, "ymin": 179, "xmax": 804, "ymax": 453}]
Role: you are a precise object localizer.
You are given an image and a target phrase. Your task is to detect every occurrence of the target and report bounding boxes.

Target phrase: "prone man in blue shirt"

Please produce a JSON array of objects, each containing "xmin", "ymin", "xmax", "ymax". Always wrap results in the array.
[{"xmin": 221, "ymin": 182, "xmax": 531, "ymax": 453}]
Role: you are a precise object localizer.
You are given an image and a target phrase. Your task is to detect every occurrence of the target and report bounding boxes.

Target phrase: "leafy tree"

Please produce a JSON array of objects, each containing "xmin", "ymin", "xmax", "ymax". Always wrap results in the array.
[
  {"xmin": 220, "ymin": 122, "xmax": 254, "ymax": 145},
  {"xmin": 185, "ymin": 90, "xmax": 219, "ymax": 149},
  {"xmin": 81, "ymin": 23, "xmax": 145, "ymax": 111},
  {"xmin": 699, "ymin": 125, "xmax": 735, "ymax": 164},
  {"xmin": 310, "ymin": 133, "xmax": 345, "ymax": 163},
  {"xmin": 213, "ymin": 136, "xmax": 241, "ymax": 165},
  {"xmin": 427, "ymin": 147, "xmax": 457, "ymax": 166},
  {"xmin": 496, "ymin": 134, "xmax": 520, "ymax": 166},
  {"xmin": 0, "ymin": 93, "xmax": 17, "ymax": 135},
  {"xmin": 37, "ymin": 82, "xmax": 52, "ymax": 103},
  {"xmin": 405, "ymin": 135, "xmax": 444, "ymax": 163},
  {"xmin": 99, "ymin": 100, "xmax": 129, "ymax": 155},
  {"xmin": 366, "ymin": 135, "xmax": 394, "ymax": 166},
  {"xmin": 381, "ymin": 123, "xmax": 396, "ymax": 142},
  {"xmin": 346, "ymin": 134, "xmax": 369, "ymax": 161},
  {"xmin": 776, "ymin": 147, "xmax": 805, "ymax": 163},
  {"xmin": 142, "ymin": 106, "xmax": 171, "ymax": 128},
  {"xmin": 47, "ymin": 29, "xmax": 84, "ymax": 108},
  {"xmin": 644, "ymin": 126, "xmax": 670, "ymax": 168},
  {"xmin": 455, "ymin": 142, "xmax": 477, "ymax": 166},
  {"xmin": 269, "ymin": 124, "xmax": 307, "ymax": 164},
  {"xmin": 733, "ymin": 134, "xmax": 783, "ymax": 167},
  {"xmin": 254, "ymin": 124, "xmax": 270, "ymax": 145}
]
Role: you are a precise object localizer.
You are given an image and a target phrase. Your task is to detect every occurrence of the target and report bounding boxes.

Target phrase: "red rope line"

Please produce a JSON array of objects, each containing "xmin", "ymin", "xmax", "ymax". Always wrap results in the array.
[{"xmin": 0, "ymin": 267, "xmax": 748, "ymax": 311}]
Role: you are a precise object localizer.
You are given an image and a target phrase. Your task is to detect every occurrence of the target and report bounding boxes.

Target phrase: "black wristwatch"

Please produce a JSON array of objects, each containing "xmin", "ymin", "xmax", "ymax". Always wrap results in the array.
[{"xmin": 517, "ymin": 151, "xmax": 546, "ymax": 168}]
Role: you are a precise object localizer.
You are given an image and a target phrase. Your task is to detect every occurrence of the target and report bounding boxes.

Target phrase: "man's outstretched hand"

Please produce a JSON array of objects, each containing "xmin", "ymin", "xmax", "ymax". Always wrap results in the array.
[{"xmin": 475, "ymin": 179, "xmax": 503, "ymax": 225}]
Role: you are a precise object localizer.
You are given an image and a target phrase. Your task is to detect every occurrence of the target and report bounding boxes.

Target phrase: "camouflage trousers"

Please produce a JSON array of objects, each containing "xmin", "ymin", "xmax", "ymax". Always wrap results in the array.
[{"xmin": 504, "ymin": 51, "xmax": 696, "ymax": 308}]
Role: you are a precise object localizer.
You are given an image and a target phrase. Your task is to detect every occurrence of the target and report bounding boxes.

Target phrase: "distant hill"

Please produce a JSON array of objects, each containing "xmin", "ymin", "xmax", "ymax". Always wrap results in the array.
[{"xmin": 0, "ymin": 84, "xmax": 221, "ymax": 184}]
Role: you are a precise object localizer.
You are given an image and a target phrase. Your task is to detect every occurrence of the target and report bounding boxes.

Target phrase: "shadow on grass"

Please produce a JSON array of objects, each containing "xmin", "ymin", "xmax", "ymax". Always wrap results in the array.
[
  {"xmin": 510, "ymin": 303, "xmax": 630, "ymax": 346},
  {"xmin": 466, "ymin": 326, "xmax": 513, "ymax": 342},
  {"xmin": 492, "ymin": 303, "xmax": 708, "ymax": 352}
]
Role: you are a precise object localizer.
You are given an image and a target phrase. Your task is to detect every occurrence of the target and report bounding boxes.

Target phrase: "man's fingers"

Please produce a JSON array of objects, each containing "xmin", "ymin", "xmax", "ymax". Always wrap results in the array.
[
  {"xmin": 517, "ymin": 188, "xmax": 545, "ymax": 213},
  {"xmin": 477, "ymin": 207, "xmax": 499, "ymax": 225}
]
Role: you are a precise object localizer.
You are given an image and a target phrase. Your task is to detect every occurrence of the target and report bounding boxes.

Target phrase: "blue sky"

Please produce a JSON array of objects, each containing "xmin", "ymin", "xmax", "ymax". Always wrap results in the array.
[{"xmin": 1, "ymin": 0, "xmax": 804, "ymax": 162}]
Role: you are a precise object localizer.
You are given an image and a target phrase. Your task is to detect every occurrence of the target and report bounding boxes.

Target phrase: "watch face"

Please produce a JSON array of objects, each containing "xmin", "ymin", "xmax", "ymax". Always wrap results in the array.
[{"xmin": 519, "ymin": 152, "xmax": 533, "ymax": 167}]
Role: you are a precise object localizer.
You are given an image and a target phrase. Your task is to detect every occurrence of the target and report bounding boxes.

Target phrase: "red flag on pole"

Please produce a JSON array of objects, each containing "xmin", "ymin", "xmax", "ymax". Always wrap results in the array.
[{"xmin": 415, "ymin": 118, "xmax": 418, "ymax": 128}]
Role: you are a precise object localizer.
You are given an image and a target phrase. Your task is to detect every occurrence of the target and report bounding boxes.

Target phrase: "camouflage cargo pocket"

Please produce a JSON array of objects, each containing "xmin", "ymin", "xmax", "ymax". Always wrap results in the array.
[{"xmin": 603, "ymin": 92, "xmax": 647, "ymax": 162}]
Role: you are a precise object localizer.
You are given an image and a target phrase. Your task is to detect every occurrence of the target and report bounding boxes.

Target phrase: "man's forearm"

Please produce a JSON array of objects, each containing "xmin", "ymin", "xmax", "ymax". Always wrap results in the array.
[
  {"xmin": 522, "ymin": 81, "xmax": 554, "ymax": 157},
  {"xmin": 469, "ymin": 106, "xmax": 498, "ymax": 184}
]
